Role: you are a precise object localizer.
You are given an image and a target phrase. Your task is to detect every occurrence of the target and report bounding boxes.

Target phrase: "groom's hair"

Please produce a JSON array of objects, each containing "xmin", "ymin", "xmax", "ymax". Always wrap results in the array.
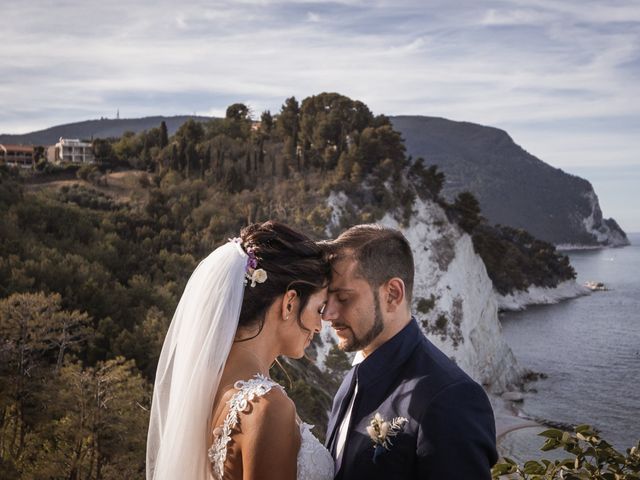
[{"xmin": 324, "ymin": 224, "xmax": 414, "ymax": 303}]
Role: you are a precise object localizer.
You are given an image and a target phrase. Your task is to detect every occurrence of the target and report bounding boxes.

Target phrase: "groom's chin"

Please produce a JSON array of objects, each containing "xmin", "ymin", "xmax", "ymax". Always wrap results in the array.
[{"xmin": 336, "ymin": 334, "xmax": 356, "ymax": 352}]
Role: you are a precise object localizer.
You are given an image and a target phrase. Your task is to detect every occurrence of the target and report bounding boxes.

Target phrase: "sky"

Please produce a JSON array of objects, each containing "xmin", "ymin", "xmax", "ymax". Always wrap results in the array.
[{"xmin": 1, "ymin": 0, "xmax": 639, "ymax": 231}]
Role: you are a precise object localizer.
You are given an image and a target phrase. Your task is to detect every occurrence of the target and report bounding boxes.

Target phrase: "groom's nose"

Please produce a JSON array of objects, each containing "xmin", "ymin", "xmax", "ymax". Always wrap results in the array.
[{"xmin": 321, "ymin": 300, "xmax": 339, "ymax": 323}]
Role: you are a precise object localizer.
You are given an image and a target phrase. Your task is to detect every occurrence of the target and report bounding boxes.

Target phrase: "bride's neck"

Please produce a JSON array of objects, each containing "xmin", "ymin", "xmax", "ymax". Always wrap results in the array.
[{"xmin": 227, "ymin": 340, "xmax": 276, "ymax": 377}]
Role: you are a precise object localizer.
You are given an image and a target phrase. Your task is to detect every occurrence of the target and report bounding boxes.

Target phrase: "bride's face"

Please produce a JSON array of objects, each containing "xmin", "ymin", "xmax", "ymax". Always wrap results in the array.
[{"xmin": 282, "ymin": 287, "xmax": 327, "ymax": 359}]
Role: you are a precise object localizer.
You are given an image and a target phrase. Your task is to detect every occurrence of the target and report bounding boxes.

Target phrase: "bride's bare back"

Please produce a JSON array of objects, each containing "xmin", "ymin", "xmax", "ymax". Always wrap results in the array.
[{"xmin": 208, "ymin": 354, "xmax": 301, "ymax": 480}]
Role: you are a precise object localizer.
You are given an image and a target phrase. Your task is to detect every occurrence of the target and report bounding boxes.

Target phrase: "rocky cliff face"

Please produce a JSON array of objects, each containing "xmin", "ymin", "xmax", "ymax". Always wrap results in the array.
[
  {"xmin": 320, "ymin": 193, "xmax": 523, "ymax": 393},
  {"xmin": 391, "ymin": 115, "xmax": 629, "ymax": 247},
  {"xmin": 570, "ymin": 191, "xmax": 629, "ymax": 249}
]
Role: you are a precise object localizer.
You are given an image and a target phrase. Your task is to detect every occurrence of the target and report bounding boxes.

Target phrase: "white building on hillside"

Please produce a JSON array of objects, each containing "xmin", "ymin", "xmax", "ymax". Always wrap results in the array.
[{"xmin": 53, "ymin": 138, "xmax": 95, "ymax": 164}]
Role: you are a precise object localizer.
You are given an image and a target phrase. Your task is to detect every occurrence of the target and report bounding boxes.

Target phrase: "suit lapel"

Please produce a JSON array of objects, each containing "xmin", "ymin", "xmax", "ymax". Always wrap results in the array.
[{"xmin": 336, "ymin": 320, "xmax": 423, "ymax": 476}]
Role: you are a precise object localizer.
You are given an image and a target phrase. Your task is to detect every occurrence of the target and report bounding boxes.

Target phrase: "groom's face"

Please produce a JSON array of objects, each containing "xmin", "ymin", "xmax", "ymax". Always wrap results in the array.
[{"xmin": 324, "ymin": 255, "xmax": 385, "ymax": 353}]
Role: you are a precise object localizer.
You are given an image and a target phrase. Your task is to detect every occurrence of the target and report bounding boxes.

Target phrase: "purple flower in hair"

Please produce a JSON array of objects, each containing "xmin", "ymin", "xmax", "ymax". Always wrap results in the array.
[
  {"xmin": 246, "ymin": 248, "xmax": 259, "ymax": 270},
  {"xmin": 229, "ymin": 237, "xmax": 268, "ymax": 287}
]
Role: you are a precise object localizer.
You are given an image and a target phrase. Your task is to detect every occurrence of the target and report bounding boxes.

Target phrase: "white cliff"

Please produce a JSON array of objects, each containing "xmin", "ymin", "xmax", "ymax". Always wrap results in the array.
[
  {"xmin": 321, "ymin": 193, "xmax": 522, "ymax": 392},
  {"xmin": 496, "ymin": 280, "xmax": 590, "ymax": 312}
]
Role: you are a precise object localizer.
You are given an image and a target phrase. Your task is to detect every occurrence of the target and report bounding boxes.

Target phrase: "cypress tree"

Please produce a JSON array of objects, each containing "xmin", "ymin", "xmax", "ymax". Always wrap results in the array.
[{"xmin": 160, "ymin": 121, "xmax": 169, "ymax": 148}]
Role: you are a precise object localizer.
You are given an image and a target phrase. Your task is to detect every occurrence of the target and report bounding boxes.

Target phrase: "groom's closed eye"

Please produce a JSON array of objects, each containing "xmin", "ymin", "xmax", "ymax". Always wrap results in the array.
[{"xmin": 328, "ymin": 287, "xmax": 354, "ymax": 305}]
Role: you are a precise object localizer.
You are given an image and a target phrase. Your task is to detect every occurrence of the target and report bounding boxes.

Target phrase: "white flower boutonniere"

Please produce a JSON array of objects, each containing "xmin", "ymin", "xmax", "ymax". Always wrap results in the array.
[{"xmin": 366, "ymin": 412, "xmax": 408, "ymax": 463}]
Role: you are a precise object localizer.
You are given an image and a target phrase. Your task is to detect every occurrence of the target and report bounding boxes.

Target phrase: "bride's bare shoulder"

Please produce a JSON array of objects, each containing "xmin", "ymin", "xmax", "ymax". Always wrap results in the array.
[
  {"xmin": 241, "ymin": 385, "xmax": 297, "ymax": 432},
  {"xmin": 212, "ymin": 377, "xmax": 296, "ymax": 429},
  {"xmin": 238, "ymin": 386, "xmax": 299, "ymax": 479}
]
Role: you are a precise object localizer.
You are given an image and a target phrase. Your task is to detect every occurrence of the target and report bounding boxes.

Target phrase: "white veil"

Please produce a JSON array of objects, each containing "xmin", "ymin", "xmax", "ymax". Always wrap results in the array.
[{"xmin": 146, "ymin": 241, "xmax": 248, "ymax": 480}]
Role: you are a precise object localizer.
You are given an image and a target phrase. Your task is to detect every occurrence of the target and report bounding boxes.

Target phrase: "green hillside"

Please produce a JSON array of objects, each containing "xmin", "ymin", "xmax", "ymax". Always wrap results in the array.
[{"xmin": 0, "ymin": 93, "xmax": 577, "ymax": 478}]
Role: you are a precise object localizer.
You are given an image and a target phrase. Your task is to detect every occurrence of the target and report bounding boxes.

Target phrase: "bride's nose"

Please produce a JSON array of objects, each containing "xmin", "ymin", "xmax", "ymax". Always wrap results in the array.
[{"xmin": 313, "ymin": 310, "xmax": 322, "ymax": 333}]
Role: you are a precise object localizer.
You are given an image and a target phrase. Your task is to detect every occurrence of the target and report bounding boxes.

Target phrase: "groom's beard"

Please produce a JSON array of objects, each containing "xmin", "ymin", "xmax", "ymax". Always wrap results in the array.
[{"xmin": 341, "ymin": 290, "xmax": 384, "ymax": 352}]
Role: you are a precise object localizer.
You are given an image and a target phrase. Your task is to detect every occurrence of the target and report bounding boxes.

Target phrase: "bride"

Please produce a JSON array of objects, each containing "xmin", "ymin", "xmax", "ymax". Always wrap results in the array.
[{"xmin": 146, "ymin": 221, "xmax": 335, "ymax": 480}]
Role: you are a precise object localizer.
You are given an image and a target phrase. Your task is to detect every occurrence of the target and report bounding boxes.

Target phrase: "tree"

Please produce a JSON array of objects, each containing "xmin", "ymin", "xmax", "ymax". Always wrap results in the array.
[
  {"xmin": 452, "ymin": 191, "xmax": 483, "ymax": 233},
  {"xmin": 142, "ymin": 137, "xmax": 152, "ymax": 170},
  {"xmin": 170, "ymin": 143, "xmax": 179, "ymax": 170},
  {"xmin": 409, "ymin": 158, "xmax": 445, "ymax": 200},
  {"xmin": 186, "ymin": 142, "xmax": 198, "ymax": 178},
  {"xmin": 356, "ymin": 125, "xmax": 406, "ymax": 175},
  {"xmin": 299, "ymin": 92, "xmax": 375, "ymax": 171},
  {"xmin": 33, "ymin": 146, "xmax": 45, "ymax": 164},
  {"xmin": 0, "ymin": 292, "xmax": 93, "ymax": 468},
  {"xmin": 222, "ymin": 104, "xmax": 252, "ymax": 140},
  {"xmin": 41, "ymin": 358, "xmax": 149, "ymax": 480},
  {"xmin": 174, "ymin": 119, "xmax": 204, "ymax": 153},
  {"xmin": 159, "ymin": 121, "xmax": 169, "ymax": 148},
  {"xmin": 202, "ymin": 144, "xmax": 212, "ymax": 178},
  {"xmin": 260, "ymin": 110, "xmax": 274, "ymax": 134},
  {"xmin": 178, "ymin": 140, "xmax": 187, "ymax": 172},
  {"xmin": 93, "ymin": 138, "xmax": 114, "ymax": 163},
  {"xmin": 225, "ymin": 103, "xmax": 250, "ymax": 122},
  {"xmin": 277, "ymin": 97, "xmax": 300, "ymax": 169}
]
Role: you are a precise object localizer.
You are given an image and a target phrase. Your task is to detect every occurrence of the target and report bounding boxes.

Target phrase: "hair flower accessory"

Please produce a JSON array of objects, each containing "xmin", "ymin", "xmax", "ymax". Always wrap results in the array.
[
  {"xmin": 247, "ymin": 267, "xmax": 267, "ymax": 287},
  {"xmin": 229, "ymin": 237, "xmax": 268, "ymax": 287},
  {"xmin": 366, "ymin": 412, "xmax": 408, "ymax": 463}
]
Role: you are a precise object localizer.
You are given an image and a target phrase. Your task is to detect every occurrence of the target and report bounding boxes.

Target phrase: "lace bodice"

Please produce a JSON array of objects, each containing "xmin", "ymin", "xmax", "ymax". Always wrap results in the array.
[
  {"xmin": 296, "ymin": 421, "xmax": 335, "ymax": 480},
  {"xmin": 208, "ymin": 374, "xmax": 334, "ymax": 480}
]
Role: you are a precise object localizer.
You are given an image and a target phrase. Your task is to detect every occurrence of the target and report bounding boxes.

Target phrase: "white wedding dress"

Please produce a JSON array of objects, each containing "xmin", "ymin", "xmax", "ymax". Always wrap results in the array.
[{"xmin": 208, "ymin": 374, "xmax": 334, "ymax": 480}]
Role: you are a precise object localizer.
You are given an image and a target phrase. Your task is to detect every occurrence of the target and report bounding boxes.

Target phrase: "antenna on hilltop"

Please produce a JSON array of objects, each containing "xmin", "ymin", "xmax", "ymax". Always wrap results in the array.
[{"xmin": 117, "ymin": 108, "xmax": 120, "ymax": 120}]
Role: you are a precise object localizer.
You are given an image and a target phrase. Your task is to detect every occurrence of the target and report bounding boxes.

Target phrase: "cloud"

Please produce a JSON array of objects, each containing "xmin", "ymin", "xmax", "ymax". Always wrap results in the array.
[
  {"xmin": 1, "ymin": 0, "xmax": 639, "ymax": 172},
  {"xmin": 481, "ymin": 8, "xmax": 556, "ymax": 26},
  {"xmin": 306, "ymin": 12, "xmax": 321, "ymax": 22}
]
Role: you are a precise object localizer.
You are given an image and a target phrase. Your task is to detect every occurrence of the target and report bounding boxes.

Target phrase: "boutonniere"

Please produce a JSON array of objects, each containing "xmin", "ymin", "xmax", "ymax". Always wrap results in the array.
[{"xmin": 366, "ymin": 412, "xmax": 408, "ymax": 463}]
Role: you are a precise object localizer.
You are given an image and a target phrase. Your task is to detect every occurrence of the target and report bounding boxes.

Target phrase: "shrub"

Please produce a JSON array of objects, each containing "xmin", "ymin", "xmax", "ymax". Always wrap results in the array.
[{"xmin": 493, "ymin": 425, "xmax": 640, "ymax": 479}]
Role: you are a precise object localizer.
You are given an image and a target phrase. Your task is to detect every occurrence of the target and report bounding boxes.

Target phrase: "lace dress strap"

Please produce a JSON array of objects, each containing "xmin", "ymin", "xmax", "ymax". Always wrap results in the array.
[{"xmin": 208, "ymin": 374, "xmax": 283, "ymax": 480}]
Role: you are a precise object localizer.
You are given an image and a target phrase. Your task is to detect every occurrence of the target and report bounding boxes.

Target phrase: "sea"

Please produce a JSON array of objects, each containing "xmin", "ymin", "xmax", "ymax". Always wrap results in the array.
[{"xmin": 498, "ymin": 232, "xmax": 640, "ymax": 461}]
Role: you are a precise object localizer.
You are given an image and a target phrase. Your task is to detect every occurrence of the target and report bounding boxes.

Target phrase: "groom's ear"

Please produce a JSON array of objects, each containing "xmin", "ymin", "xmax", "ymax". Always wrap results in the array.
[{"xmin": 383, "ymin": 278, "xmax": 405, "ymax": 312}]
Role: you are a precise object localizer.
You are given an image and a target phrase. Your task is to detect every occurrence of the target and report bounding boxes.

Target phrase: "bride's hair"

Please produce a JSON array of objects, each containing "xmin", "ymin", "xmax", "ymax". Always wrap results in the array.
[{"xmin": 236, "ymin": 221, "xmax": 330, "ymax": 339}]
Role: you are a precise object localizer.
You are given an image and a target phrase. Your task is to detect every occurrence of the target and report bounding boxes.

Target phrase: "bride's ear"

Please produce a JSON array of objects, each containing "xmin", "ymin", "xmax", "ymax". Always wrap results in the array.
[{"xmin": 281, "ymin": 290, "xmax": 298, "ymax": 321}]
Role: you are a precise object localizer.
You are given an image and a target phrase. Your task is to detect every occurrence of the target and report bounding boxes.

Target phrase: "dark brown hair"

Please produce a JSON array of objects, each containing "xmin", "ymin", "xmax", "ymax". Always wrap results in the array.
[
  {"xmin": 236, "ymin": 221, "xmax": 330, "ymax": 339},
  {"xmin": 323, "ymin": 224, "xmax": 414, "ymax": 302}
]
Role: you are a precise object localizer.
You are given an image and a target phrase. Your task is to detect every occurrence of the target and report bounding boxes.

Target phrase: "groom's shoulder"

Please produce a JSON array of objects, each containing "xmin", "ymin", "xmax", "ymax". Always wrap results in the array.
[{"xmin": 404, "ymin": 331, "xmax": 479, "ymax": 396}]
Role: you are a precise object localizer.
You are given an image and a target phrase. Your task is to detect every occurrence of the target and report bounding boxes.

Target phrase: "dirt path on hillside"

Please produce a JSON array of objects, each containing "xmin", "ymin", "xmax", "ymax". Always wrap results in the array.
[{"xmin": 24, "ymin": 170, "xmax": 150, "ymax": 204}]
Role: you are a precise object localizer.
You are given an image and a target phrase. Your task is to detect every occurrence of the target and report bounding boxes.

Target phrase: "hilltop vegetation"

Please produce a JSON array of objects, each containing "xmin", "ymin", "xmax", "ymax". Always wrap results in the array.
[{"xmin": 1, "ymin": 93, "xmax": 576, "ymax": 478}]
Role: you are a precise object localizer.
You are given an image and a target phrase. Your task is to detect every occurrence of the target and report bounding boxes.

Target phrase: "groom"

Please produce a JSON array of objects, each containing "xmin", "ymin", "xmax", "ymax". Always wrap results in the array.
[{"xmin": 322, "ymin": 224, "xmax": 498, "ymax": 479}]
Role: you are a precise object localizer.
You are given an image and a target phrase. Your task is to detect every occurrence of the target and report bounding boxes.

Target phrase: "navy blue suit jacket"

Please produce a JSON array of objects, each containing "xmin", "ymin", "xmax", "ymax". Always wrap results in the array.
[{"xmin": 325, "ymin": 319, "xmax": 498, "ymax": 479}]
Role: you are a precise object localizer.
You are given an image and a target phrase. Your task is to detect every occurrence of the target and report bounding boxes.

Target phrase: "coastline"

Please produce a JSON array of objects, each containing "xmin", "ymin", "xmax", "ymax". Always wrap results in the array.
[
  {"xmin": 496, "ymin": 239, "xmax": 640, "ymax": 458},
  {"xmin": 556, "ymin": 239, "xmax": 631, "ymax": 251},
  {"xmin": 495, "ymin": 280, "xmax": 590, "ymax": 312},
  {"xmin": 555, "ymin": 244, "xmax": 604, "ymax": 251},
  {"xmin": 494, "ymin": 239, "xmax": 640, "ymax": 453},
  {"xmin": 492, "ymin": 279, "xmax": 584, "ymax": 445},
  {"xmin": 492, "ymin": 395, "xmax": 540, "ymax": 441}
]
